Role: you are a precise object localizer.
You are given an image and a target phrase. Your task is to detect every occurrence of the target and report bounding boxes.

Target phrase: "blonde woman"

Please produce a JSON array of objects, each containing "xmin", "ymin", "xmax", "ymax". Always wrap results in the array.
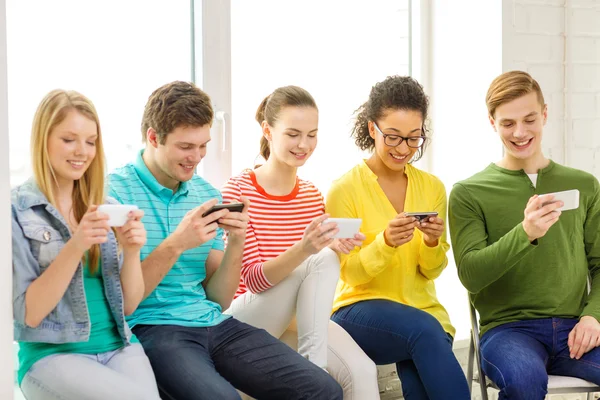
[{"xmin": 12, "ymin": 90, "xmax": 160, "ymax": 400}]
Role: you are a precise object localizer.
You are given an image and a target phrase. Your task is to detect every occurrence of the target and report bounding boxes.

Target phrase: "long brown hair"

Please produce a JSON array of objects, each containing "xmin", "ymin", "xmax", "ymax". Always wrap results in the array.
[
  {"xmin": 255, "ymin": 86, "xmax": 317, "ymax": 160},
  {"xmin": 31, "ymin": 89, "xmax": 106, "ymax": 274}
]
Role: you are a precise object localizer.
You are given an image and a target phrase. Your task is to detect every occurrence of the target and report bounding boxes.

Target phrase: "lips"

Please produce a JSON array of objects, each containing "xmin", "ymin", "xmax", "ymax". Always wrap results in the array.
[
  {"xmin": 390, "ymin": 153, "xmax": 408, "ymax": 161},
  {"xmin": 511, "ymin": 138, "xmax": 533, "ymax": 149},
  {"xmin": 68, "ymin": 160, "xmax": 86, "ymax": 168},
  {"xmin": 291, "ymin": 151, "xmax": 307, "ymax": 159},
  {"xmin": 180, "ymin": 164, "xmax": 195, "ymax": 171}
]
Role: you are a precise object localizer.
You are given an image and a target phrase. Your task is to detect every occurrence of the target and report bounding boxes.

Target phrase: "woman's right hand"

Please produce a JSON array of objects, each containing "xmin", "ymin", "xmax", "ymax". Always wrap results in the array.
[
  {"xmin": 384, "ymin": 213, "xmax": 418, "ymax": 248},
  {"xmin": 71, "ymin": 205, "xmax": 111, "ymax": 253},
  {"xmin": 300, "ymin": 214, "xmax": 339, "ymax": 255}
]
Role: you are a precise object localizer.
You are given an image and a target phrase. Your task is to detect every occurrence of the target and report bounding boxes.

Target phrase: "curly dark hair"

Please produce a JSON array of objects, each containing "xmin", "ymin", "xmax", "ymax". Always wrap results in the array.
[{"xmin": 352, "ymin": 75, "xmax": 430, "ymax": 162}]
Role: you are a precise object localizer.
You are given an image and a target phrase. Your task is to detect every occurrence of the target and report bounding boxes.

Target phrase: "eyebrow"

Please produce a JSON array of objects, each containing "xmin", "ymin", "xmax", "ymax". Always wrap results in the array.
[
  {"xmin": 62, "ymin": 131, "xmax": 98, "ymax": 139},
  {"xmin": 382, "ymin": 127, "xmax": 422, "ymax": 135},
  {"xmin": 285, "ymin": 128, "xmax": 319, "ymax": 134},
  {"xmin": 177, "ymin": 139, "xmax": 211, "ymax": 146},
  {"xmin": 499, "ymin": 111, "xmax": 539, "ymax": 123}
]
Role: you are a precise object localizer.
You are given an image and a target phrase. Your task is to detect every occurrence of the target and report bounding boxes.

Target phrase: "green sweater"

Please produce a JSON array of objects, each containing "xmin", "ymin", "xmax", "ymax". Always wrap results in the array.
[{"xmin": 448, "ymin": 161, "xmax": 600, "ymax": 336}]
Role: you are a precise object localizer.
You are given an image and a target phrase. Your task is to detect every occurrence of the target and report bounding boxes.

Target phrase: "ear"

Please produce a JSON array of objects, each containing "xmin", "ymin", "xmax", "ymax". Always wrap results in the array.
[
  {"xmin": 261, "ymin": 121, "xmax": 271, "ymax": 141},
  {"xmin": 488, "ymin": 115, "xmax": 497, "ymax": 132},
  {"xmin": 542, "ymin": 104, "xmax": 548, "ymax": 126},
  {"xmin": 368, "ymin": 121, "xmax": 376, "ymax": 140},
  {"xmin": 147, "ymin": 128, "xmax": 160, "ymax": 148}
]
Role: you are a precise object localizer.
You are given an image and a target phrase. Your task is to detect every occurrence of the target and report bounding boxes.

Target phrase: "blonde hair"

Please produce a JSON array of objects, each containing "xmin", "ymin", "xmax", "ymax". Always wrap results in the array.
[
  {"xmin": 486, "ymin": 71, "xmax": 545, "ymax": 118},
  {"xmin": 31, "ymin": 89, "xmax": 106, "ymax": 274}
]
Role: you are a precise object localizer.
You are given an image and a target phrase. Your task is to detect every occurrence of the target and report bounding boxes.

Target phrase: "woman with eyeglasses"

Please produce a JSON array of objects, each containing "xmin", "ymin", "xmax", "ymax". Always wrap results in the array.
[{"xmin": 326, "ymin": 76, "xmax": 470, "ymax": 400}]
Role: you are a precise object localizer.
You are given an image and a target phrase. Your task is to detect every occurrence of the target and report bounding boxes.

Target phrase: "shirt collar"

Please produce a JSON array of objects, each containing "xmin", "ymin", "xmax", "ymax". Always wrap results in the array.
[{"xmin": 133, "ymin": 150, "xmax": 189, "ymax": 199}]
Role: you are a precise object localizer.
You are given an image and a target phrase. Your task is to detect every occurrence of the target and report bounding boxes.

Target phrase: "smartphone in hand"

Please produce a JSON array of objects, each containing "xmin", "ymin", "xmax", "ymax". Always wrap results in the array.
[
  {"xmin": 540, "ymin": 189, "xmax": 579, "ymax": 211},
  {"xmin": 404, "ymin": 211, "xmax": 438, "ymax": 222},
  {"xmin": 201, "ymin": 203, "xmax": 244, "ymax": 218}
]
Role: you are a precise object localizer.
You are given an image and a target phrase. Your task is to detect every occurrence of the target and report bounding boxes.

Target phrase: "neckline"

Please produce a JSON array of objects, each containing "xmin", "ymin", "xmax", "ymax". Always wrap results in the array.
[{"xmin": 248, "ymin": 170, "xmax": 300, "ymax": 201}]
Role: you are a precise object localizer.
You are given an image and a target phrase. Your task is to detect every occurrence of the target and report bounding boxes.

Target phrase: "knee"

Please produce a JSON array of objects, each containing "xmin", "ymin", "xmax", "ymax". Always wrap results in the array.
[
  {"xmin": 310, "ymin": 247, "xmax": 341, "ymax": 278},
  {"xmin": 485, "ymin": 362, "xmax": 547, "ymax": 400},
  {"xmin": 299, "ymin": 369, "xmax": 343, "ymax": 400},
  {"xmin": 412, "ymin": 314, "xmax": 449, "ymax": 345},
  {"xmin": 319, "ymin": 375, "xmax": 344, "ymax": 400}
]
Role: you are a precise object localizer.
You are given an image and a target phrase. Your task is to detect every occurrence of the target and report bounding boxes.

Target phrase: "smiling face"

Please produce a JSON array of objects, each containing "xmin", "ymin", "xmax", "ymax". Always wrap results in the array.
[
  {"xmin": 263, "ymin": 106, "xmax": 318, "ymax": 168},
  {"xmin": 146, "ymin": 124, "xmax": 211, "ymax": 189},
  {"xmin": 47, "ymin": 109, "xmax": 98, "ymax": 187},
  {"xmin": 490, "ymin": 91, "xmax": 547, "ymax": 164},
  {"xmin": 369, "ymin": 108, "xmax": 424, "ymax": 173}
]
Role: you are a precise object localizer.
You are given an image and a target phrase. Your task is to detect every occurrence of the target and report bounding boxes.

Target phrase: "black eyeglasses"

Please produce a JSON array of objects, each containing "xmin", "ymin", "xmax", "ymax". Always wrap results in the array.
[{"xmin": 373, "ymin": 122, "xmax": 427, "ymax": 148}]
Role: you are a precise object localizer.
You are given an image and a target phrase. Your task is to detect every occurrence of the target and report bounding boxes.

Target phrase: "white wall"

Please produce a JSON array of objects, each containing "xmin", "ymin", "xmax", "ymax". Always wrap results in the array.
[
  {"xmin": 429, "ymin": 0, "xmax": 503, "ymax": 341},
  {"xmin": 0, "ymin": 0, "xmax": 15, "ymax": 396},
  {"xmin": 502, "ymin": 0, "xmax": 600, "ymax": 177}
]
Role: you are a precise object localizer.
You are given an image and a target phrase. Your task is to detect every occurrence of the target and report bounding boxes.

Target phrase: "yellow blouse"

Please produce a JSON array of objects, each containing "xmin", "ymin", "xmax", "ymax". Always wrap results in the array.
[{"xmin": 326, "ymin": 160, "xmax": 454, "ymax": 336}]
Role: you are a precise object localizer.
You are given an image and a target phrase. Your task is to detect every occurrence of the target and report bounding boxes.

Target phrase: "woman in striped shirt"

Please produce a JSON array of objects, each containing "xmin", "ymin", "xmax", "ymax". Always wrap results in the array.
[{"xmin": 222, "ymin": 86, "xmax": 380, "ymax": 399}]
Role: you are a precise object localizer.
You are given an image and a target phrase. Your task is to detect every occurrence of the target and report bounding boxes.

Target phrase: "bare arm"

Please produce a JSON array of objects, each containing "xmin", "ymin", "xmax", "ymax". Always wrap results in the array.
[
  {"xmin": 139, "ymin": 199, "xmax": 226, "ymax": 299},
  {"xmin": 116, "ymin": 209, "xmax": 147, "ymax": 314},
  {"xmin": 139, "ymin": 236, "xmax": 183, "ymax": 299},
  {"xmin": 24, "ymin": 240, "xmax": 86, "ymax": 327},
  {"xmin": 24, "ymin": 205, "xmax": 110, "ymax": 328},
  {"xmin": 203, "ymin": 198, "xmax": 250, "ymax": 309},
  {"xmin": 261, "ymin": 242, "xmax": 312, "ymax": 285},
  {"xmin": 204, "ymin": 239, "xmax": 244, "ymax": 310}
]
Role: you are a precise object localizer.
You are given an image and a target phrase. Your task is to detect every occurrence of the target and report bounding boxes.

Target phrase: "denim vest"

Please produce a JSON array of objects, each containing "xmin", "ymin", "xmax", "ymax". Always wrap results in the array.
[{"xmin": 12, "ymin": 179, "xmax": 132, "ymax": 344}]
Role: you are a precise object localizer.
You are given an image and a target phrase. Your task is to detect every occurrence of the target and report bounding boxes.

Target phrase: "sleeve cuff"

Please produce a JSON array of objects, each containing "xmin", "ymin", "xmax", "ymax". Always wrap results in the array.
[{"xmin": 419, "ymin": 239, "xmax": 446, "ymax": 269}]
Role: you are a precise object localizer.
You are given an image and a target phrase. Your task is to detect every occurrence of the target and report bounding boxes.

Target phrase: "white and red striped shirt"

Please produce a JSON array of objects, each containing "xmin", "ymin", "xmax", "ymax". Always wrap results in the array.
[{"xmin": 221, "ymin": 169, "xmax": 325, "ymax": 298}]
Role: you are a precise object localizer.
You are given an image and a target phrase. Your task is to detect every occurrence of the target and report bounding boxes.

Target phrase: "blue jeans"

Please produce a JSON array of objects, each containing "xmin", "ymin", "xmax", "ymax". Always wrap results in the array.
[
  {"xmin": 332, "ymin": 299, "xmax": 470, "ymax": 400},
  {"xmin": 481, "ymin": 318, "xmax": 600, "ymax": 400},
  {"xmin": 133, "ymin": 317, "xmax": 342, "ymax": 400}
]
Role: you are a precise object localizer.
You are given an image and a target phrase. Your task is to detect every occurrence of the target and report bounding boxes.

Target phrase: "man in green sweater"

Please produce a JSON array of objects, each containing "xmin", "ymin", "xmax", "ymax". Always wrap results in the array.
[{"xmin": 449, "ymin": 71, "xmax": 600, "ymax": 400}]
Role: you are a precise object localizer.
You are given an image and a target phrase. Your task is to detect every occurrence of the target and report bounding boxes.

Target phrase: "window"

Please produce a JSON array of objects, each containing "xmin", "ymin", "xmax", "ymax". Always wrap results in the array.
[
  {"xmin": 231, "ymin": 0, "xmax": 411, "ymax": 196},
  {"xmin": 7, "ymin": 0, "xmax": 192, "ymax": 185}
]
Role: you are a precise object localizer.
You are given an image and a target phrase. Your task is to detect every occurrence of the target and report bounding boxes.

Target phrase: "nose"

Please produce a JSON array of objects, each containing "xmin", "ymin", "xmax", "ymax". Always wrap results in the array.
[
  {"xmin": 514, "ymin": 122, "xmax": 527, "ymax": 138},
  {"xmin": 189, "ymin": 147, "xmax": 204, "ymax": 163},
  {"xmin": 75, "ymin": 140, "xmax": 86, "ymax": 156},
  {"xmin": 395, "ymin": 139, "xmax": 410, "ymax": 152},
  {"xmin": 297, "ymin": 137, "xmax": 309, "ymax": 150}
]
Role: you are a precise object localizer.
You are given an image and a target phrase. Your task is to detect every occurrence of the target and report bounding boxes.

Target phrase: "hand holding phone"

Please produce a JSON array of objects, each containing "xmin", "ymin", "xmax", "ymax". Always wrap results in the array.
[
  {"xmin": 323, "ymin": 218, "xmax": 362, "ymax": 239},
  {"xmin": 301, "ymin": 214, "xmax": 338, "ymax": 255},
  {"xmin": 214, "ymin": 198, "xmax": 250, "ymax": 241},
  {"xmin": 540, "ymin": 189, "xmax": 579, "ymax": 211},
  {"xmin": 411, "ymin": 212, "xmax": 444, "ymax": 246},
  {"xmin": 522, "ymin": 193, "xmax": 565, "ymax": 242},
  {"xmin": 201, "ymin": 202, "xmax": 245, "ymax": 217},
  {"xmin": 384, "ymin": 213, "xmax": 419, "ymax": 248},
  {"xmin": 97, "ymin": 204, "xmax": 139, "ymax": 227},
  {"xmin": 404, "ymin": 211, "xmax": 438, "ymax": 222}
]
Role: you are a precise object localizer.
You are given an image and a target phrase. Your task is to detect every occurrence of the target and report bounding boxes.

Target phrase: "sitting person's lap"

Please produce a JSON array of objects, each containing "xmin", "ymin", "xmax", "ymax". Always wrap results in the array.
[
  {"xmin": 481, "ymin": 318, "xmax": 600, "ymax": 399},
  {"xmin": 134, "ymin": 318, "xmax": 342, "ymax": 400}
]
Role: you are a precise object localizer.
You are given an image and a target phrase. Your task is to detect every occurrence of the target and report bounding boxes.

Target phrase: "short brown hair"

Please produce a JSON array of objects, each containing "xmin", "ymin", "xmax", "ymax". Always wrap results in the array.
[
  {"xmin": 141, "ymin": 81, "xmax": 213, "ymax": 144},
  {"xmin": 486, "ymin": 71, "xmax": 545, "ymax": 118},
  {"xmin": 255, "ymin": 86, "xmax": 317, "ymax": 160}
]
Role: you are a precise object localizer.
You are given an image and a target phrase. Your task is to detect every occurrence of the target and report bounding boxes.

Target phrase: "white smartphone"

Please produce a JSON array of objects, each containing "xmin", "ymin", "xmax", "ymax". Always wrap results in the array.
[
  {"xmin": 540, "ymin": 189, "xmax": 580, "ymax": 211},
  {"xmin": 97, "ymin": 204, "xmax": 139, "ymax": 227},
  {"xmin": 323, "ymin": 218, "xmax": 362, "ymax": 239}
]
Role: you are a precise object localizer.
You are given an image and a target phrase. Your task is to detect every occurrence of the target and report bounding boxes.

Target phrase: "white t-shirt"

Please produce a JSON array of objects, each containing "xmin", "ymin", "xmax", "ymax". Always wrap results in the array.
[{"xmin": 528, "ymin": 174, "xmax": 537, "ymax": 187}]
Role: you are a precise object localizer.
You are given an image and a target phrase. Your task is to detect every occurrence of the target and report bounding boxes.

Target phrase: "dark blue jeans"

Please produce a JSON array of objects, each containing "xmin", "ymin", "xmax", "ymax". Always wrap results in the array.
[
  {"xmin": 133, "ymin": 317, "xmax": 342, "ymax": 400},
  {"xmin": 481, "ymin": 318, "xmax": 600, "ymax": 400},
  {"xmin": 331, "ymin": 299, "xmax": 470, "ymax": 400}
]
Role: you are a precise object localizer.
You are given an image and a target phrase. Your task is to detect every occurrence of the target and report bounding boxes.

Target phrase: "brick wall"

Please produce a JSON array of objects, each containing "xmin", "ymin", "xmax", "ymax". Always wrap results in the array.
[{"xmin": 502, "ymin": 0, "xmax": 600, "ymax": 176}]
